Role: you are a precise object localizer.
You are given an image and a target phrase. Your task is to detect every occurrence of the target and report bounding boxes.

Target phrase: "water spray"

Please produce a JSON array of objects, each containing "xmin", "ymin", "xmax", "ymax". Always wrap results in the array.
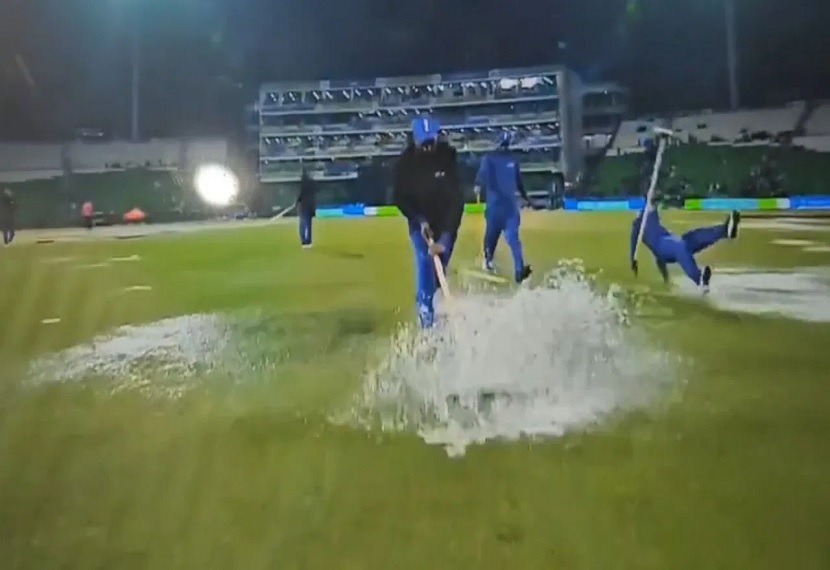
[{"xmin": 344, "ymin": 260, "xmax": 680, "ymax": 457}]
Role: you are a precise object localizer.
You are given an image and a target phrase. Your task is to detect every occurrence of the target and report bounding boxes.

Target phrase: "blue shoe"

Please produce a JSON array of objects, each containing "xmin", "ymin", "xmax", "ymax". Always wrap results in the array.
[
  {"xmin": 515, "ymin": 264, "xmax": 532, "ymax": 284},
  {"xmin": 726, "ymin": 210, "xmax": 740, "ymax": 239},
  {"xmin": 417, "ymin": 303, "xmax": 435, "ymax": 329}
]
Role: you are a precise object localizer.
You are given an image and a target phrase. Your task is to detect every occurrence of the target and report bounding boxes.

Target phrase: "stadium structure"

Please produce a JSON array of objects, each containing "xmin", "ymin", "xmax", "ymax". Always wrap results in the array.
[
  {"xmin": 248, "ymin": 66, "xmax": 627, "ymax": 207},
  {"xmin": 0, "ymin": 137, "xmax": 229, "ymax": 228},
  {"xmin": 4, "ymin": 65, "xmax": 829, "ymax": 229}
]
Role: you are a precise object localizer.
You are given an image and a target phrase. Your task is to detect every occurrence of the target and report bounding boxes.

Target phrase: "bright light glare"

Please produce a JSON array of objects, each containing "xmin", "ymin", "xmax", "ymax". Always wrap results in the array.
[{"xmin": 193, "ymin": 163, "xmax": 240, "ymax": 207}]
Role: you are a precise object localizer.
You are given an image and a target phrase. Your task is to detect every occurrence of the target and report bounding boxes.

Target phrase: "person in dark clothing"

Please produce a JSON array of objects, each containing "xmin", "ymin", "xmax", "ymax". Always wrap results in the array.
[
  {"xmin": 296, "ymin": 168, "xmax": 317, "ymax": 248},
  {"xmin": 1, "ymin": 188, "xmax": 17, "ymax": 245},
  {"xmin": 393, "ymin": 116, "xmax": 464, "ymax": 328}
]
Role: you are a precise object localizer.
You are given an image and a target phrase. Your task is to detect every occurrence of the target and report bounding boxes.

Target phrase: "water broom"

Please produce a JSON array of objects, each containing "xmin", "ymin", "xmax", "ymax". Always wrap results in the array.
[
  {"xmin": 632, "ymin": 126, "xmax": 675, "ymax": 263},
  {"xmin": 426, "ymin": 237, "xmax": 453, "ymax": 301},
  {"xmin": 269, "ymin": 203, "xmax": 296, "ymax": 222}
]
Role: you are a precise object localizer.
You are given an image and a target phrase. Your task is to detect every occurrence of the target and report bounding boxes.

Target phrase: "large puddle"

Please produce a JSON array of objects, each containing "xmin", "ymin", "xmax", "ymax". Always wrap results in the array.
[
  {"xmin": 25, "ymin": 311, "xmax": 288, "ymax": 398},
  {"xmin": 742, "ymin": 217, "xmax": 830, "ymax": 232},
  {"xmin": 673, "ymin": 267, "xmax": 830, "ymax": 322}
]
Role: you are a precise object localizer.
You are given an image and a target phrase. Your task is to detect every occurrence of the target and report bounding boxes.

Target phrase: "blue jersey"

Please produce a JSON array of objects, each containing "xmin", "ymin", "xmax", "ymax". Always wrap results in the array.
[
  {"xmin": 475, "ymin": 150, "xmax": 526, "ymax": 212},
  {"xmin": 630, "ymin": 207, "xmax": 671, "ymax": 261}
]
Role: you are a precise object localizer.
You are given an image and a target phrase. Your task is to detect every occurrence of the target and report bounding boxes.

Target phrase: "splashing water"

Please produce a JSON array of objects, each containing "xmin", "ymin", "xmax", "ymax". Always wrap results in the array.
[{"xmin": 345, "ymin": 260, "xmax": 679, "ymax": 457}]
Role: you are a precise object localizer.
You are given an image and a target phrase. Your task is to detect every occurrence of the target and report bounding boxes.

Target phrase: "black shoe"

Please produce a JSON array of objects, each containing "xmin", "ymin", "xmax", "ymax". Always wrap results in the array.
[
  {"xmin": 515, "ymin": 264, "xmax": 532, "ymax": 284},
  {"xmin": 726, "ymin": 210, "xmax": 740, "ymax": 239},
  {"xmin": 700, "ymin": 265, "xmax": 712, "ymax": 291}
]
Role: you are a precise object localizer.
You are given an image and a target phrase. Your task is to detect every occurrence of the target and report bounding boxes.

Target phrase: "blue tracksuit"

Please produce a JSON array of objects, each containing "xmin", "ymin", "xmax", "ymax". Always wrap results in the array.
[
  {"xmin": 475, "ymin": 149, "xmax": 527, "ymax": 278},
  {"xmin": 631, "ymin": 207, "xmax": 727, "ymax": 284}
]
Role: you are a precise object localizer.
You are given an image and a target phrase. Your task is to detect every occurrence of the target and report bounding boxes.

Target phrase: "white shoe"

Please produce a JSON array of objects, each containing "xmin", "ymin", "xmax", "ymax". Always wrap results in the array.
[
  {"xmin": 302, "ymin": 244, "xmax": 312, "ymax": 249},
  {"xmin": 482, "ymin": 259, "xmax": 496, "ymax": 272}
]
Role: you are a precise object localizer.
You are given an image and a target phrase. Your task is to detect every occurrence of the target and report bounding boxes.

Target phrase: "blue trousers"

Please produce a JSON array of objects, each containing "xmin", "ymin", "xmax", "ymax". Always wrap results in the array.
[
  {"xmin": 410, "ymin": 231, "xmax": 455, "ymax": 328},
  {"xmin": 299, "ymin": 213, "xmax": 313, "ymax": 246},
  {"xmin": 654, "ymin": 224, "xmax": 727, "ymax": 284},
  {"xmin": 483, "ymin": 208, "xmax": 525, "ymax": 276}
]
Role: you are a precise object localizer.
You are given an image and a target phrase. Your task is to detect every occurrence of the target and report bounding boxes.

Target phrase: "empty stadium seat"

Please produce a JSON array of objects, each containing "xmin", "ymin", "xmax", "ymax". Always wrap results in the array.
[
  {"xmin": 612, "ymin": 120, "xmax": 655, "ymax": 153},
  {"xmin": 69, "ymin": 140, "xmax": 180, "ymax": 171},
  {"xmin": 0, "ymin": 143, "xmax": 62, "ymax": 172},
  {"xmin": 672, "ymin": 105, "xmax": 803, "ymax": 143},
  {"xmin": 803, "ymin": 102, "xmax": 830, "ymax": 135},
  {"xmin": 792, "ymin": 135, "xmax": 830, "ymax": 152}
]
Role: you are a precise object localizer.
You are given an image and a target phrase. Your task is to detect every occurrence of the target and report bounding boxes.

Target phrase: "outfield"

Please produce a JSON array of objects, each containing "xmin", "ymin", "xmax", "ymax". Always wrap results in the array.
[{"xmin": 1, "ymin": 211, "xmax": 829, "ymax": 569}]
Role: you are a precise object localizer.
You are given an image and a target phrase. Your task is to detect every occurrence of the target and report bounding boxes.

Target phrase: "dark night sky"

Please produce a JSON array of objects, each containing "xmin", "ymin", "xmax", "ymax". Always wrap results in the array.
[{"xmin": 1, "ymin": 0, "xmax": 829, "ymax": 140}]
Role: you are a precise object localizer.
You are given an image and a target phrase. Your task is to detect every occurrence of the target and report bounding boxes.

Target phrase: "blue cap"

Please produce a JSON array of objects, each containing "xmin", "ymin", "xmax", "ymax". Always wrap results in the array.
[
  {"xmin": 411, "ymin": 116, "xmax": 440, "ymax": 145},
  {"xmin": 497, "ymin": 131, "xmax": 513, "ymax": 147}
]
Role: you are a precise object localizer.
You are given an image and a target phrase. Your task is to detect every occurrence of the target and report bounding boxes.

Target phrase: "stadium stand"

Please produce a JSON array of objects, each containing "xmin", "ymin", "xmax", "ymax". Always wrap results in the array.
[
  {"xmin": 610, "ymin": 118, "xmax": 666, "ymax": 155},
  {"xmin": 0, "ymin": 144, "xmax": 63, "ymax": 181},
  {"xmin": 0, "ymin": 138, "xmax": 229, "ymax": 227},
  {"xmin": 252, "ymin": 66, "xmax": 626, "ymax": 208},
  {"xmin": 804, "ymin": 102, "xmax": 830, "ymax": 135},
  {"xmin": 5, "ymin": 66, "xmax": 829, "ymax": 228},
  {"xmin": 795, "ymin": 137, "xmax": 830, "ymax": 152},
  {"xmin": 792, "ymin": 100, "xmax": 830, "ymax": 151},
  {"xmin": 595, "ymin": 98, "xmax": 830, "ymax": 199},
  {"xmin": 596, "ymin": 136, "xmax": 830, "ymax": 198},
  {"xmin": 671, "ymin": 104, "xmax": 804, "ymax": 144}
]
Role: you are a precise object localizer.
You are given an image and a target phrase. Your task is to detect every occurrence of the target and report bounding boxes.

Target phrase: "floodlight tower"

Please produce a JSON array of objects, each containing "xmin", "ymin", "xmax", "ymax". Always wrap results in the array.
[
  {"xmin": 118, "ymin": 0, "xmax": 141, "ymax": 141},
  {"xmin": 724, "ymin": 0, "xmax": 739, "ymax": 110},
  {"xmin": 130, "ymin": 5, "xmax": 141, "ymax": 141}
]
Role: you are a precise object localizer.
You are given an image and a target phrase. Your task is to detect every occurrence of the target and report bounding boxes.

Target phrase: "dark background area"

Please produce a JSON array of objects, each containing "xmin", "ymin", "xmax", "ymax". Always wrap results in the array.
[{"xmin": 1, "ymin": 0, "xmax": 829, "ymax": 141}]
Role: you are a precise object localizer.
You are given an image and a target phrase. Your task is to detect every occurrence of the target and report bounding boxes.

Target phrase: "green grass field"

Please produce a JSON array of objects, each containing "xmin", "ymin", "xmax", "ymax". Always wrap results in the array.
[{"xmin": 1, "ymin": 211, "xmax": 830, "ymax": 569}]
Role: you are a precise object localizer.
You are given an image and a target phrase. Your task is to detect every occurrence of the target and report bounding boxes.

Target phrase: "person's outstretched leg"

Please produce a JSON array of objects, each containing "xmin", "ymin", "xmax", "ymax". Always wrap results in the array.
[
  {"xmin": 681, "ymin": 225, "xmax": 726, "ymax": 255},
  {"xmin": 681, "ymin": 210, "xmax": 740, "ymax": 254},
  {"xmin": 658, "ymin": 235, "xmax": 704, "ymax": 285},
  {"xmin": 675, "ymin": 245, "xmax": 705, "ymax": 285}
]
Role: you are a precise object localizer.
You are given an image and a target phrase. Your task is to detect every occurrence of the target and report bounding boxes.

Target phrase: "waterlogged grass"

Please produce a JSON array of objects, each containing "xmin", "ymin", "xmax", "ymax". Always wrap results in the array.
[{"xmin": 0, "ymin": 212, "xmax": 829, "ymax": 569}]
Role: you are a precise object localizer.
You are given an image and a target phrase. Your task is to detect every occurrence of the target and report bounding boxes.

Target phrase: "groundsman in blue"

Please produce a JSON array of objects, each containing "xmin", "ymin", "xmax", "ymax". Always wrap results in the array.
[
  {"xmin": 630, "ymin": 198, "xmax": 741, "ymax": 290},
  {"xmin": 393, "ymin": 116, "xmax": 464, "ymax": 328},
  {"xmin": 474, "ymin": 131, "xmax": 532, "ymax": 283}
]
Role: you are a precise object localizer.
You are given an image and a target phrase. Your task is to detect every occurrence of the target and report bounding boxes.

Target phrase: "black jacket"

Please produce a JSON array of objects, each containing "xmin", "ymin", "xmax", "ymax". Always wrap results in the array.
[
  {"xmin": 297, "ymin": 173, "xmax": 317, "ymax": 216},
  {"xmin": 393, "ymin": 141, "xmax": 464, "ymax": 238},
  {"xmin": 0, "ymin": 192, "xmax": 16, "ymax": 225}
]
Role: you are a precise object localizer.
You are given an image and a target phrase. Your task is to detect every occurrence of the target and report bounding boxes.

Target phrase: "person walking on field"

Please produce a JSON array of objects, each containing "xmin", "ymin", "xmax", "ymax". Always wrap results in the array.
[
  {"xmin": 82, "ymin": 200, "xmax": 94, "ymax": 230},
  {"xmin": 296, "ymin": 169, "xmax": 317, "ymax": 248},
  {"xmin": 1, "ymin": 188, "xmax": 17, "ymax": 245}
]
